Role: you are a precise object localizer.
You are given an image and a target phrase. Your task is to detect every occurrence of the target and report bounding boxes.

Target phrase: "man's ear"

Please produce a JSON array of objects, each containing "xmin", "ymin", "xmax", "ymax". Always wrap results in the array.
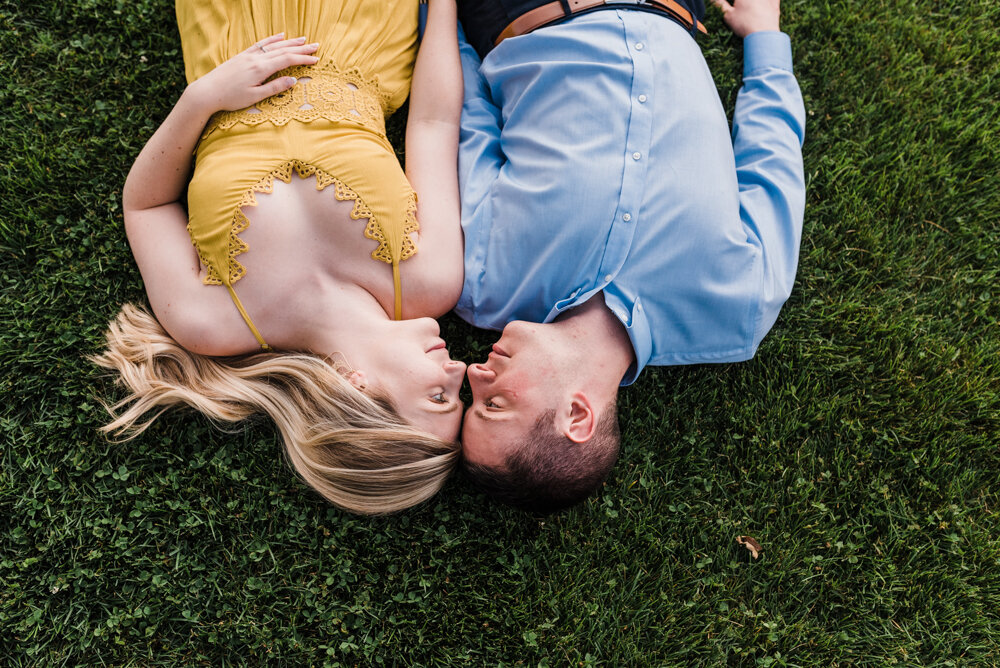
[
  {"xmin": 559, "ymin": 392, "xmax": 596, "ymax": 443},
  {"xmin": 348, "ymin": 370, "xmax": 369, "ymax": 392}
]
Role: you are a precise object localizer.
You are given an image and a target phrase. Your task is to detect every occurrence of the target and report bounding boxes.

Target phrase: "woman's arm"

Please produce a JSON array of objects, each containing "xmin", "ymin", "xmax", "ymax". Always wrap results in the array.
[
  {"xmin": 123, "ymin": 34, "xmax": 319, "ymax": 350},
  {"xmin": 404, "ymin": 0, "xmax": 464, "ymax": 302},
  {"xmin": 406, "ymin": 0, "xmax": 461, "ymax": 131},
  {"xmin": 122, "ymin": 34, "xmax": 318, "ymax": 214}
]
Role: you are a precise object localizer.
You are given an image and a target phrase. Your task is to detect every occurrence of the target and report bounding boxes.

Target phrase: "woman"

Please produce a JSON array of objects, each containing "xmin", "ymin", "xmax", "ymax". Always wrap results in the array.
[{"xmin": 93, "ymin": 0, "xmax": 466, "ymax": 514}]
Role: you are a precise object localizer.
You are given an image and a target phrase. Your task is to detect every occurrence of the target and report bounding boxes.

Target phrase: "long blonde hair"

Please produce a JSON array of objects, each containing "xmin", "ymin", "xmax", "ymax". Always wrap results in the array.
[{"xmin": 91, "ymin": 304, "xmax": 459, "ymax": 515}]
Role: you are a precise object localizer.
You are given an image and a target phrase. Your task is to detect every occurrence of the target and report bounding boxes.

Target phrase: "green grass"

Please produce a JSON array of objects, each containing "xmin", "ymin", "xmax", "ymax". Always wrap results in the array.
[{"xmin": 2, "ymin": 0, "xmax": 998, "ymax": 664}]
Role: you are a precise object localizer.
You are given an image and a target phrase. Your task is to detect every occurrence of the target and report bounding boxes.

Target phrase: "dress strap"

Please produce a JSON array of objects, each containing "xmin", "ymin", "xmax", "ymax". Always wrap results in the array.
[
  {"xmin": 392, "ymin": 261, "xmax": 403, "ymax": 321},
  {"xmin": 225, "ymin": 285, "xmax": 271, "ymax": 351}
]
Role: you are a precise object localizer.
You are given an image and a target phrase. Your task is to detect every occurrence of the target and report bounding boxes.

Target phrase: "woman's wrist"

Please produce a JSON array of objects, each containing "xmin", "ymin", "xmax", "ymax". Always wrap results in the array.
[{"xmin": 180, "ymin": 80, "xmax": 222, "ymax": 119}]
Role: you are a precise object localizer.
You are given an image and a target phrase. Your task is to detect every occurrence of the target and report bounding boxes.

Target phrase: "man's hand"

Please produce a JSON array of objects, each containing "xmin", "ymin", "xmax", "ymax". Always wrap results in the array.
[{"xmin": 712, "ymin": 0, "xmax": 781, "ymax": 38}]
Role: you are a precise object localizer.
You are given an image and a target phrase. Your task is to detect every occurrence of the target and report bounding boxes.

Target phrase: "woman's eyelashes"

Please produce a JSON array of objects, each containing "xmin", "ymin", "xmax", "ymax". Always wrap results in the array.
[
  {"xmin": 431, "ymin": 391, "xmax": 447, "ymax": 404},
  {"xmin": 484, "ymin": 398, "xmax": 499, "ymax": 409}
]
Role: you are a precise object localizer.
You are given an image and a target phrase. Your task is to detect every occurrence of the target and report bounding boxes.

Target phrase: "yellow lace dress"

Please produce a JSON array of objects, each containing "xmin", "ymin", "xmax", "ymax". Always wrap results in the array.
[{"xmin": 177, "ymin": 0, "xmax": 420, "ymax": 349}]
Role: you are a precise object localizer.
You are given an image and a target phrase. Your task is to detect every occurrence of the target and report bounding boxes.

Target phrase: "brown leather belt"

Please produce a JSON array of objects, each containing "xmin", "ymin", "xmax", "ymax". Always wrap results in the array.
[{"xmin": 495, "ymin": 0, "xmax": 708, "ymax": 47}]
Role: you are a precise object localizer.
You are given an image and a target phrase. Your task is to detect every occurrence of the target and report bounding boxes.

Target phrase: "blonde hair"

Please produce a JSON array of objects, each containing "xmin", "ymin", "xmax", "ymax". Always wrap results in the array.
[{"xmin": 91, "ymin": 304, "xmax": 459, "ymax": 515}]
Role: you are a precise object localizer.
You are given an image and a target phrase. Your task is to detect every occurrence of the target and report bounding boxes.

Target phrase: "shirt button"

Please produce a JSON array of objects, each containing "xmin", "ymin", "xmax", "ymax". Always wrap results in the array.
[
  {"xmin": 571, "ymin": 289, "xmax": 579, "ymax": 298},
  {"xmin": 635, "ymin": 42, "xmax": 644, "ymax": 51},
  {"xmin": 622, "ymin": 213, "xmax": 632, "ymax": 222},
  {"xmin": 637, "ymin": 303, "xmax": 643, "ymax": 312},
  {"xmin": 632, "ymin": 151, "xmax": 642, "ymax": 160},
  {"xmin": 604, "ymin": 274, "xmax": 613, "ymax": 283},
  {"xmin": 638, "ymin": 94, "xmax": 647, "ymax": 103}
]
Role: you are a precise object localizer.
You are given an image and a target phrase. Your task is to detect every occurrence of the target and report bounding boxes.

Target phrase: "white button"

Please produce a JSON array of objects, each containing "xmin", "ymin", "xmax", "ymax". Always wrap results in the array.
[
  {"xmin": 637, "ymin": 303, "xmax": 643, "ymax": 311},
  {"xmin": 604, "ymin": 274, "xmax": 613, "ymax": 282},
  {"xmin": 632, "ymin": 152, "xmax": 642, "ymax": 160},
  {"xmin": 622, "ymin": 213, "xmax": 632, "ymax": 222},
  {"xmin": 571, "ymin": 289, "xmax": 579, "ymax": 298},
  {"xmin": 638, "ymin": 94, "xmax": 647, "ymax": 103},
  {"xmin": 635, "ymin": 42, "xmax": 644, "ymax": 51}
]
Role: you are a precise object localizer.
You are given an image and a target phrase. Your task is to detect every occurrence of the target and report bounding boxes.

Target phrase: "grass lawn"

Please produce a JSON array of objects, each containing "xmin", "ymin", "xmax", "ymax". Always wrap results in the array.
[{"xmin": 2, "ymin": 0, "xmax": 998, "ymax": 664}]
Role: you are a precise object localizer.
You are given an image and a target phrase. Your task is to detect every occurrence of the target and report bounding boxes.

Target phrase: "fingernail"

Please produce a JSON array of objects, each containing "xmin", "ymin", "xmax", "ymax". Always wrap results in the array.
[
  {"xmin": 297, "ymin": 36, "xmax": 307, "ymax": 42},
  {"xmin": 288, "ymin": 77, "xmax": 297, "ymax": 85}
]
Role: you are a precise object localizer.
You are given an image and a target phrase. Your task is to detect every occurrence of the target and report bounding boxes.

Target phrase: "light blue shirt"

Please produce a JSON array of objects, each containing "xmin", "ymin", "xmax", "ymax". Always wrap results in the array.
[{"xmin": 455, "ymin": 10, "xmax": 806, "ymax": 385}]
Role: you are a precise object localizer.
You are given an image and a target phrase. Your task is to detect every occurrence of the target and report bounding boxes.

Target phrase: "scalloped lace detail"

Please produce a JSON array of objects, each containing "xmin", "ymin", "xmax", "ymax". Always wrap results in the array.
[
  {"xmin": 191, "ymin": 159, "xmax": 418, "ymax": 287},
  {"xmin": 365, "ymin": 190, "xmax": 419, "ymax": 265},
  {"xmin": 202, "ymin": 65, "xmax": 391, "ymax": 139}
]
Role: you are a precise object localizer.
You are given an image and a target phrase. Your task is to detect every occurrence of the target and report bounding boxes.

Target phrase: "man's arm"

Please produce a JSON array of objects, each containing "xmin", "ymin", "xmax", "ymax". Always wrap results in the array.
[{"xmin": 716, "ymin": 0, "xmax": 806, "ymax": 347}]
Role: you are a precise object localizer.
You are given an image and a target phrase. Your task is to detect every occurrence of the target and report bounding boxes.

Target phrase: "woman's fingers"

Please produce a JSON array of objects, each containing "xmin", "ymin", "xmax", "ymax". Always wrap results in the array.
[
  {"xmin": 711, "ymin": 0, "xmax": 734, "ymax": 13},
  {"xmin": 245, "ymin": 32, "xmax": 286, "ymax": 53},
  {"xmin": 264, "ymin": 53, "xmax": 321, "ymax": 72},
  {"xmin": 248, "ymin": 53, "xmax": 322, "ymax": 101},
  {"xmin": 245, "ymin": 34, "xmax": 319, "ymax": 56},
  {"xmin": 262, "ymin": 36, "xmax": 312, "ymax": 51},
  {"xmin": 265, "ymin": 42, "xmax": 320, "ymax": 58},
  {"xmin": 236, "ymin": 34, "xmax": 320, "ymax": 106},
  {"xmin": 256, "ymin": 76, "xmax": 300, "ymax": 99},
  {"xmin": 258, "ymin": 33, "xmax": 286, "ymax": 46}
]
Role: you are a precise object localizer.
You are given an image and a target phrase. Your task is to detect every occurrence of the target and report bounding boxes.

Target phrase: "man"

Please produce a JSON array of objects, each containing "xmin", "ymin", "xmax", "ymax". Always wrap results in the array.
[{"xmin": 454, "ymin": 0, "xmax": 805, "ymax": 512}]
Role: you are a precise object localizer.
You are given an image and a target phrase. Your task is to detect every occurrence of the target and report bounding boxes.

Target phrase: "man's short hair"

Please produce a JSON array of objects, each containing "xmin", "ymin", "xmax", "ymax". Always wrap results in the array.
[{"xmin": 462, "ymin": 401, "xmax": 620, "ymax": 513}]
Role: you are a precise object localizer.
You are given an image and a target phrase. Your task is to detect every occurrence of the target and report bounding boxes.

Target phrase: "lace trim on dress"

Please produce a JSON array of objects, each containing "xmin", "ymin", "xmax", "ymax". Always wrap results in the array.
[
  {"xmin": 201, "ymin": 64, "xmax": 392, "ymax": 140},
  {"xmin": 190, "ymin": 159, "xmax": 419, "ymax": 287},
  {"xmin": 365, "ymin": 191, "xmax": 419, "ymax": 266}
]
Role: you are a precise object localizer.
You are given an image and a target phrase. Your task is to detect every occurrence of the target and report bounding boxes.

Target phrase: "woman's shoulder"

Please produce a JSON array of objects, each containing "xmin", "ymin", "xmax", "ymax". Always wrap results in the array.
[{"xmin": 152, "ymin": 290, "xmax": 265, "ymax": 357}]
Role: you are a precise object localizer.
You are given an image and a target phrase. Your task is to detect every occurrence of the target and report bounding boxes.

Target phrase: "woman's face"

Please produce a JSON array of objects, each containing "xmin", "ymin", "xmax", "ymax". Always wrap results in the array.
[{"xmin": 354, "ymin": 318, "xmax": 467, "ymax": 442}]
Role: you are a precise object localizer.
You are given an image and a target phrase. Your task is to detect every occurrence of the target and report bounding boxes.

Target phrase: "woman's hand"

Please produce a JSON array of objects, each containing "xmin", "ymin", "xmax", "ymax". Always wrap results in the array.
[
  {"xmin": 711, "ymin": 0, "xmax": 780, "ymax": 38},
  {"xmin": 185, "ymin": 33, "xmax": 320, "ymax": 113}
]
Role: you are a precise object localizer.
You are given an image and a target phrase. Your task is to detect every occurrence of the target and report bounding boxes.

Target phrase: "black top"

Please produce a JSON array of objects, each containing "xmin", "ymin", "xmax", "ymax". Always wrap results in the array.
[{"xmin": 458, "ymin": 0, "xmax": 707, "ymax": 59}]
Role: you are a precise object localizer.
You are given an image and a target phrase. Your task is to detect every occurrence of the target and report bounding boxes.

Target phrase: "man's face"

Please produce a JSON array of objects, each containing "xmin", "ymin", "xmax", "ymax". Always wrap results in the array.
[{"xmin": 461, "ymin": 321, "xmax": 564, "ymax": 467}]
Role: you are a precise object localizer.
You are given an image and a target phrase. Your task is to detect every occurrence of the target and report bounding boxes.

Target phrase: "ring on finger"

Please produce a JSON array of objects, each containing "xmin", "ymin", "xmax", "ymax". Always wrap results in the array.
[{"xmin": 256, "ymin": 43, "xmax": 268, "ymax": 53}]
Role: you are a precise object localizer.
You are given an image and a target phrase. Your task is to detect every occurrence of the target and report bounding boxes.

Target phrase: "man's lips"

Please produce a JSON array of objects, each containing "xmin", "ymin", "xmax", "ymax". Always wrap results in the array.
[
  {"xmin": 491, "ymin": 343, "xmax": 510, "ymax": 358},
  {"xmin": 427, "ymin": 339, "xmax": 447, "ymax": 353}
]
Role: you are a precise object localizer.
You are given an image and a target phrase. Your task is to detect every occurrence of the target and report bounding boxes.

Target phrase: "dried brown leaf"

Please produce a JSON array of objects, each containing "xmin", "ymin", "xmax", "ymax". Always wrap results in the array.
[{"xmin": 735, "ymin": 535, "xmax": 763, "ymax": 559}]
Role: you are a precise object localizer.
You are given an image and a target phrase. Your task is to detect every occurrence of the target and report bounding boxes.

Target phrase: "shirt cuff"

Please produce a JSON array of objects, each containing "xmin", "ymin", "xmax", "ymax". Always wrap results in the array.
[{"xmin": 743, "ymin": 31, "xmax": 793, "ymax": 78}]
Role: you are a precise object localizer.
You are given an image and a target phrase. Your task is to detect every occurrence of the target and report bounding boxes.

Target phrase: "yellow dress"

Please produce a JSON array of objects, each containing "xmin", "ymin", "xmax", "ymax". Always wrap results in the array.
[{"xmin": 177, "ymin": 0, "xmax": 420, "ymax": 349}]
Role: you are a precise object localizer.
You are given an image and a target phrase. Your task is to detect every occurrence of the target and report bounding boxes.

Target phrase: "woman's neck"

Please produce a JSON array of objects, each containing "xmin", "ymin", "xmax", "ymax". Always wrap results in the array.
[{"xmin": 299, "ymin": 285, "xmax": 392, "ymax": 363}]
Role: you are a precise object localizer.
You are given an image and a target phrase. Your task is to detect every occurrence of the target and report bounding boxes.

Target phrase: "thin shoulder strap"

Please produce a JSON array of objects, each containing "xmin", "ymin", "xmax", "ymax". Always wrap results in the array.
[
  {"xmin": 225, "ymin": 285, "xmax": 271, "ymax": 351},
  {"xmin": 392, "ymin": 262, "xmax": 403, "ymax": 321}
]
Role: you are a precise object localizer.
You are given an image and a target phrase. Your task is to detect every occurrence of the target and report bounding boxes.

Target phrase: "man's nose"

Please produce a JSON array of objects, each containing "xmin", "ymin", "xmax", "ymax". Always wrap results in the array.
[
  {"xmin": 466, "ymin": 363, "xmax": 495, "ymax": 384},
  {"xmin": 445, "ymin": 359, "xmax": 467, "ymax": 376}
]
